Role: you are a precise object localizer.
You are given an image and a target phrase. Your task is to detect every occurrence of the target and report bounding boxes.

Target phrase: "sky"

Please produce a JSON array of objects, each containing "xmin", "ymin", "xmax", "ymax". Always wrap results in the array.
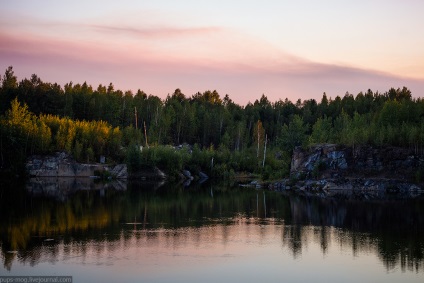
[{"xmin": 1, "ymin": 0, "xmax": 423, "ymax": 105}]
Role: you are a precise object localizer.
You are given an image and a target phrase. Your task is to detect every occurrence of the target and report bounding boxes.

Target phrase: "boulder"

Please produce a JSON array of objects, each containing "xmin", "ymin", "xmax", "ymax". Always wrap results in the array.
[{"xmin": 108, "ymin": 164, "xmax": 128, "ymax": 179}]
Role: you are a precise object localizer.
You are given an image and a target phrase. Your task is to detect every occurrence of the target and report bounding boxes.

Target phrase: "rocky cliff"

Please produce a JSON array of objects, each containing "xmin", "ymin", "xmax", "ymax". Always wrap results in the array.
[
  {"xmin": 26, "ymin": 152, "xmax": 128, "ymax": 178},
  {"xmin": 269, "ymin": 144, "xmax": 424, "ymax": 199},
  {"xmin": 291, "ymin": 144, "xmax": 422, "ymax": 180}
]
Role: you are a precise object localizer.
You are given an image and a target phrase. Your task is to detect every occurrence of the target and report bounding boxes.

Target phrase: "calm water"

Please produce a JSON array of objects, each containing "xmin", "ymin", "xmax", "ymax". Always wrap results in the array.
[{"xmin": 1, "ymin": 178, "xmax": 423, "ymax": 283}]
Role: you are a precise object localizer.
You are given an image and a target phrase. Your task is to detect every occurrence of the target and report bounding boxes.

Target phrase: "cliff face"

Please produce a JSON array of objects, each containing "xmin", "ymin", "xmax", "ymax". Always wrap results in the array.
[
  {"xmin": 267, "ymin": 144, "xmax": 423, "ymax": 199},
  {"xmin": 291, "ymin": 144, "xmax": 422, "ymax": 180},
  {"xmin": 26, "ymin": 152, "xmax": 128, "ymax": 178}
]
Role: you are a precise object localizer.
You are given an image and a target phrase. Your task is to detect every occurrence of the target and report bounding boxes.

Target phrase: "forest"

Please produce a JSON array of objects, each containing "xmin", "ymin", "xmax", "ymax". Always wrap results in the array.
[{"xmin": 1, "ymin": 66, "xmax": 424, "ymax": 179}]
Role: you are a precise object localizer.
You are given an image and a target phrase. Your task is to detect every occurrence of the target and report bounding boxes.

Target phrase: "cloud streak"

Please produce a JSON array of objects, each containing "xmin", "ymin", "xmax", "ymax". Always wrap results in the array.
[
  {"xmin": 89, "ymin": 24, "xmax": 222, "ymax": 38},
  {"xmin": 1, "ymin": 27, "xmax": 423, "ymax": 106}
]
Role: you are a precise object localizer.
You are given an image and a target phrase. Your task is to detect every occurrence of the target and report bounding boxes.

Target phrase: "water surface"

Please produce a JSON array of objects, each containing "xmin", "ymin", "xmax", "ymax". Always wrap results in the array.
[{"xmin": 1, "ymin": 178, "xmax": 423, "ymax": 282}]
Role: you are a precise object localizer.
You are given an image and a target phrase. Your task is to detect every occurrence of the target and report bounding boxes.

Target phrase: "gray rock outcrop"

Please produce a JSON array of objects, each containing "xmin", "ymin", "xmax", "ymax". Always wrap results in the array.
[
  {"xmin": 108, "ymin": 164, "xmax": 128, "ymax": 179},
  {"xmin": 26, "ymin": 152, "xmax": 128, "ymax": 179},
  {"xmin": 291, "ymin": 144, "xmax": 422, "ymax": 180},
  {"xmin": 271, "ymin": 144, "xmax": 424, "ymax": 199}
]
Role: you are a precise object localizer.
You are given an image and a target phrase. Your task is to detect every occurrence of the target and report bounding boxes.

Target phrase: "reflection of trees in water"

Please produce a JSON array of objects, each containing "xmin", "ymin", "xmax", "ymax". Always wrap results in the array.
[
  {"xmin": 283, "ymin": 225, "xmax": 303, "ymax": 258},
  {"xmin": 283, "ymin": 195, "xmax": 424, "ymax": 273},
  {"xmin": 1, "ymin": 180, "xmax": 423, "ymax": 272}
]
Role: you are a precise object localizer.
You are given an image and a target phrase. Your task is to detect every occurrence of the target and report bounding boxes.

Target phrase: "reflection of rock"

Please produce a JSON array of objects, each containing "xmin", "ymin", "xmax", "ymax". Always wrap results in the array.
[
  {"xmin": 198, "ymin": 173, "xmax": 209, "ymax": 184},
  {"xmin": 182, "ymin": 170, "xmax": 193, "ymax": 180},
  {"xmin": 199, "ymin": 172, "xmax": 209, "ymax": 180},
  {"xmin": 183, "ymin": 179, "xmax": 192, "ymax": 187},
  {"xmin": 130, "ymin": 167, "xmax": 167, "ymax": 180},
  {"xmin": 26, "ymin": 177, "xmax": 128, "ymax": 201},
  {"xmin": 26, "ymin": 152, "xmax": 128, "ymax": 179},
  {"xmin": 270, "ymin": 178, "xmax": 423, "ymax": 200},
  {"xmin": 129, "ymin": 180, "xmax": 165, "ymax": 190}
]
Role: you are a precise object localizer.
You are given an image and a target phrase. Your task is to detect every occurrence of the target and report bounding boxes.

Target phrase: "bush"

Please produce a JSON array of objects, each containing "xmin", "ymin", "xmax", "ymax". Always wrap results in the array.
[
  {"xmin": 185, "ymin": 144, "xmax": 214, "ymax": 176},
  {"xmin": 416, "ymin": 166, "xmax": 424, "ymax": 183},
  {"xmin": 312, "ymin": 161, "xmax": 327, "ymax": 179},
  {"xmin": 153, "ymin": 146, "xmax": 184, "ymax": 175},
  {"xmin": 125, "ymin": 145, "xmax": 188, "ymax": 178},
  {"xmin": 125, "ymin": 144, "xmax": 143, "ymax": 173}
]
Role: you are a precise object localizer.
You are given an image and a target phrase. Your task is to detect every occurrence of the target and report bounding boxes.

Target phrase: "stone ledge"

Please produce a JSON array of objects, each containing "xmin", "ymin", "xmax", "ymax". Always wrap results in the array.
[{"xmin": 26, "ymin": 152, "xmax": 128, "ymax": 179}]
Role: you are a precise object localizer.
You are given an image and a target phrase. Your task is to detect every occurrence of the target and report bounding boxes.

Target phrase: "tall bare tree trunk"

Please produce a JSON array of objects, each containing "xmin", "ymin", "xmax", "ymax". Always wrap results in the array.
[
  {"xmin": 257, "ymin": 121, "xmax": 260, "ymax": 158},
  {"xmin": 262, "ymin": 134, "xmax": 267, "ymax": 168},
  {"xmin": 144, "ymin": 121, "xmax": 149, "ymax": 148}
]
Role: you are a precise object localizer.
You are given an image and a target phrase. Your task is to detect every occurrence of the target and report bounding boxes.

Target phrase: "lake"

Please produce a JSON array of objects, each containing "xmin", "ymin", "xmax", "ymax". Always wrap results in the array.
[{"xmin": 1, "ymin": 178, "xmax": 423, "ymax": 282}]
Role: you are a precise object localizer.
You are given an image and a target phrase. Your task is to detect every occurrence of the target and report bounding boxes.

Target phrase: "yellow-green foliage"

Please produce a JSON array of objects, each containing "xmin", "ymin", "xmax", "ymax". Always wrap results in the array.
[
  {"xmin": 40, "ymin": 115, "xmax": 122, "ymax": 162},
  {"xmin": 2, "ymin": 99, "xmax": 123, "ymax": 163},
  {"xmin": 2, "ymin": 98, "xmax": 52, "ymax": 154}
]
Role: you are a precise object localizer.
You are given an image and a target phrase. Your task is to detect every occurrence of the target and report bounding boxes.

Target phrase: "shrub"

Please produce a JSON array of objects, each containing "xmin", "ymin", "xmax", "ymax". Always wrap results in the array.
[
  {"xmin": 125, "ymin": 144, "xmax": 142, "ymax": 173},
  {"xmin": 416, "ymin": 166, "xmax": 424, "ymax": 183}
]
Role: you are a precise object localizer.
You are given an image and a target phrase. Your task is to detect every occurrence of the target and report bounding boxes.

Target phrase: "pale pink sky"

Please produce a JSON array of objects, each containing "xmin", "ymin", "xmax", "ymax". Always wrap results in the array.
[{"xmin": 1, "ymin": 1, "xmax": 423, "ymax": 105}]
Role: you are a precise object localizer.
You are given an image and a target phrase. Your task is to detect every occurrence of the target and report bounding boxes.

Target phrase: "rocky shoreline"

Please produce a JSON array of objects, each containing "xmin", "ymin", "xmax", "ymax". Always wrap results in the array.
[
  {"xmin": 25, "ymin": 151, "xmax": 207, "ymax": 183},
  {"xmin": 266, "ymin": 144, "xmax": 424, "ymax": 200},
  {"xmin": 267, "ymin": 177, "xmax": 423, "ymax": 200},
  {"xmin": 26, "ymin": 152, "xmax": 128, "ymax": 178},
  {"xmin": 25, "ymin": 144, "xmax": 424, "ymax": 200}
]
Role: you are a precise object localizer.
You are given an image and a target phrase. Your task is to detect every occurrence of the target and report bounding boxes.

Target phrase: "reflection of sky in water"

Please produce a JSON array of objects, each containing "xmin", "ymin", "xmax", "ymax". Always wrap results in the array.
[
  {"xmin": 3, "ymin": 219, "xmax": 423, "ymax": 283},
  {"xmin": 2, "ymin": 180, "xmax": 424, "ymax": 282}
]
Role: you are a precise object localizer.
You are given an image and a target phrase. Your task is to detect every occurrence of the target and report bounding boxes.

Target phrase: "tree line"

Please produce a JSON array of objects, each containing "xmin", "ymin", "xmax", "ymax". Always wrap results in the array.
[{"xmin": 1, "ymin": 66, "xmax": 424, "ymax": 178}]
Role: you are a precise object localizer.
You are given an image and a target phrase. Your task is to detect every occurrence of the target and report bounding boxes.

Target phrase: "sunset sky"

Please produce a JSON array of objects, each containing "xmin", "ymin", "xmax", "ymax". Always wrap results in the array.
[{"xmin": 1, "ymin": 0, "xmax": 423, "ymax": 105}]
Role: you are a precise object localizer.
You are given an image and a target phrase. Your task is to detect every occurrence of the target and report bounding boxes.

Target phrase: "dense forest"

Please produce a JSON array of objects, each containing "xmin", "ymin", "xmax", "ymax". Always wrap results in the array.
[{"xmin": 1, "ymin": 66, "xmax": 424, "ymax": 179}]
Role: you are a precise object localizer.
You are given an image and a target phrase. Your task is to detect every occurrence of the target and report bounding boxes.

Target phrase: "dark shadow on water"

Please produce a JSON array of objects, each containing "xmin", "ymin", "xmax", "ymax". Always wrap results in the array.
[{"xmin": 26, "ymin": 177, "xmax": 129, "ymax": 201}]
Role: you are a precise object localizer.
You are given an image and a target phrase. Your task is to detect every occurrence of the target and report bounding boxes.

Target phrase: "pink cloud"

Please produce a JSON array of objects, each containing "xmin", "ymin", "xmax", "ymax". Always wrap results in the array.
[
  {"xmin": 1, "ymin": 29, "xmax": 424, "ymax": 106},
  {"xmin": 89, "ymin": 24, "xmax": 222, "ymax": 37}
]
